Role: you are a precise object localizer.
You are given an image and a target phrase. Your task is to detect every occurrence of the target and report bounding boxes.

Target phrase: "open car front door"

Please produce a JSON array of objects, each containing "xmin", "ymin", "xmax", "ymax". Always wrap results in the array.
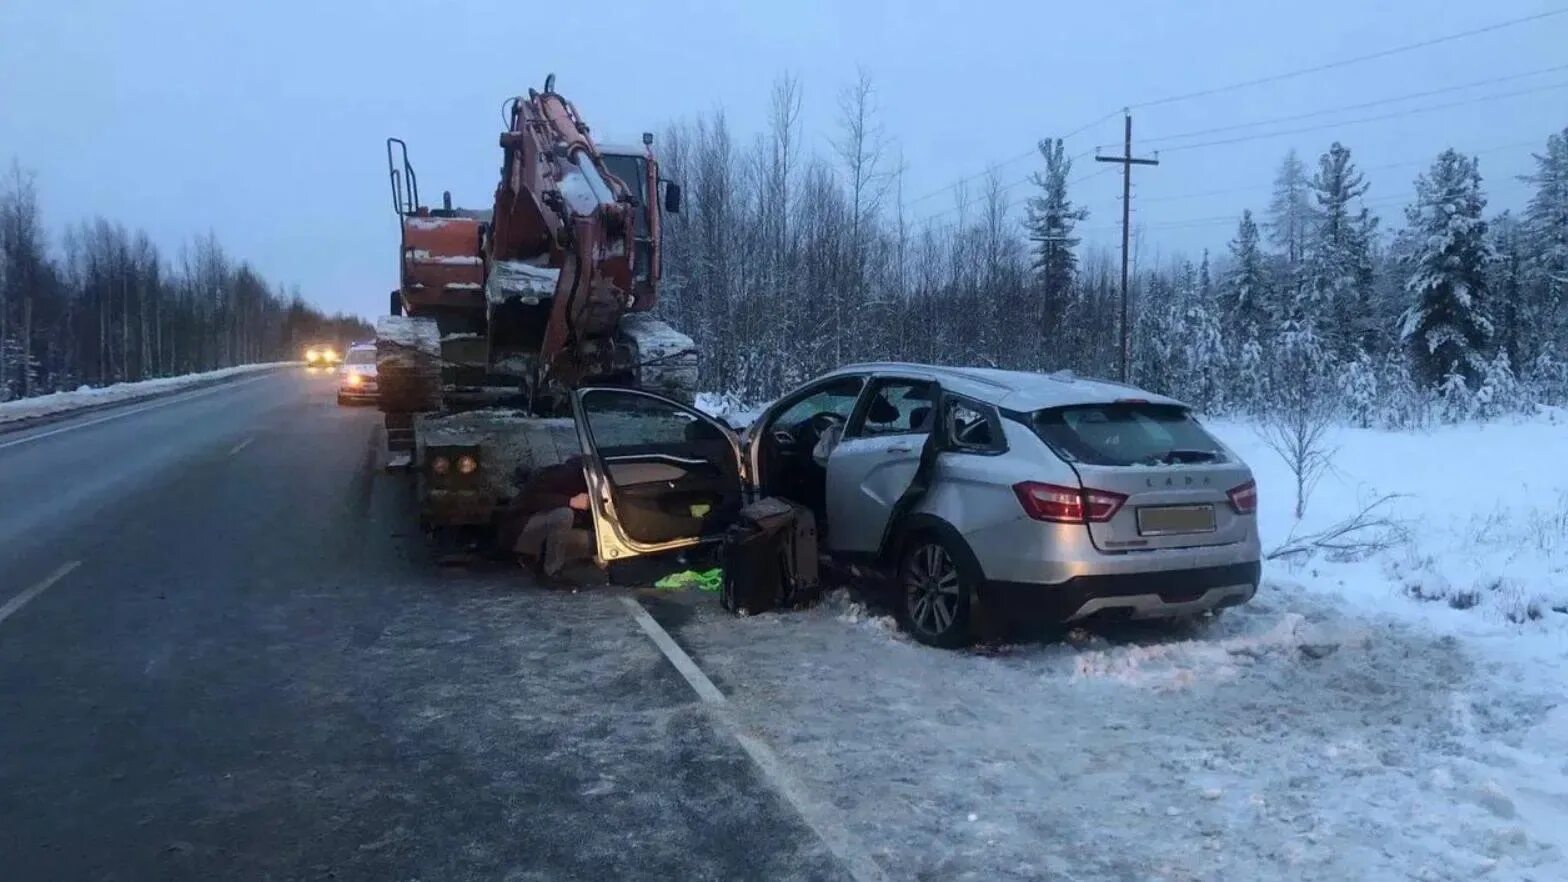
[{"xmin": 572, "ymin": 387, "xmax": 746, "ymax": 564}]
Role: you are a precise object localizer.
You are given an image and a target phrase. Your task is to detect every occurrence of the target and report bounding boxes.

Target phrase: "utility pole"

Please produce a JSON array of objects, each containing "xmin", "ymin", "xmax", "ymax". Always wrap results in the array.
[{"xmin": 1096, "ymin": 111, "xmax": 1158, "ymax": 383}]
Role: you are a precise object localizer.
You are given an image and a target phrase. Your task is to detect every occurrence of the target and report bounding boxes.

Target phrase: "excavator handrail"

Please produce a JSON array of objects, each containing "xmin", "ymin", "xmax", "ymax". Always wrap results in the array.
[{"xmin": 386, "ymin": 138, "xmax": 419, "ymax": 216}]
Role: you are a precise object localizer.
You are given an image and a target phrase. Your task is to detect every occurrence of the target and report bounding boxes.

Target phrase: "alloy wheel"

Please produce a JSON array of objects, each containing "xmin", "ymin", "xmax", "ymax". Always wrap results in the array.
[{"xmin": 905, "ymin": 543, "xmax": 962, "ymax": 637}]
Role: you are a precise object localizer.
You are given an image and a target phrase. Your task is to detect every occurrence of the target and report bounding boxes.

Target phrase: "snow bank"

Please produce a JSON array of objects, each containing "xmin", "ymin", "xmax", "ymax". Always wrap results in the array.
[{"xmin": 0, "ymin": 363, "xmax": 290, "ymax": 427}]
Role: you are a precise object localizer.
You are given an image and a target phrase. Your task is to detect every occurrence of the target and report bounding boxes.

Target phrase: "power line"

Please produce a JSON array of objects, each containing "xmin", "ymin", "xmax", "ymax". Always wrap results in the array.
[
  {"xmin": 1139, "ymin": 138, "xmax": 1543, "ymax": 203},
  {"xmin": 905, "ymin": 141, "xmax": 1102, "ymax": 208},
  {"xmin": 1128, "ymin": 7, "xmax": 1568, "ymax": 111},
  {"xmin": 1159, "ymin": 81, "xmax": 1568, "ymax": 155},
  {"xmin": 1143, "ymin": 64, "xmax": 1568, "ymax": 146},
  {"xmin": 911, "ymin": 156, "xmax": 1111, "ymax": 226},
  {"xmin": 897, "ymin": 9, "xmax": 1566, "ymax": 227},
  {"xmin": 1078, "ymin": 180, "xmax": 1536, "ymax": 234},
  {"xmin": 917, "ymin": 131, "xmax": 1545, "ymax": 233}
]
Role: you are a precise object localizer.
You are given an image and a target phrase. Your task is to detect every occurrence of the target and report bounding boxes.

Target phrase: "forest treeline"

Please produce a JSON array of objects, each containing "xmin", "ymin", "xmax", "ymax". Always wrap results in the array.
[
  {"xmin": 656, "ymin": 74, "xmax": 1567, "ymax": 426},
  {"xmin": 0, "ymin": 163, "xmax": 371, "ymax": 401}
]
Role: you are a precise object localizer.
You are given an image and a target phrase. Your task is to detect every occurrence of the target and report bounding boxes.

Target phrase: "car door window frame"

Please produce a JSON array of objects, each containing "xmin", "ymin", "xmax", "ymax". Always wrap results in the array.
[
  {"xmin": 942, "ymin": 394, "xmax": 1007, "ymax": 455},
  {"xmin": 760, "ymin": 373, "xmax": 868, "ymax": 435},
  {"xmin": 845, "ymin": 375, "xmax": 938, "ymax": 439},
  {"xmin": 747, "ymin": 373, "xmax": 867, "ymax": 486}
]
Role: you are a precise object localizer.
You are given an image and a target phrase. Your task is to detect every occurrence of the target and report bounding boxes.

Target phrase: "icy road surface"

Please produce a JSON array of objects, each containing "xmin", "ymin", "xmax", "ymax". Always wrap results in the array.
[{"xmin": 648, "ymin": 585, "xmax": 1566, "ymax": 882}]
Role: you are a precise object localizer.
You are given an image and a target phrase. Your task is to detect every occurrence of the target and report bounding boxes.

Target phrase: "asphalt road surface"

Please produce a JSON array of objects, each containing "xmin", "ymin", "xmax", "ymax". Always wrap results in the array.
[{"xmin": 0, "ymin": 368, "xmax": 850, "ymax": 881}]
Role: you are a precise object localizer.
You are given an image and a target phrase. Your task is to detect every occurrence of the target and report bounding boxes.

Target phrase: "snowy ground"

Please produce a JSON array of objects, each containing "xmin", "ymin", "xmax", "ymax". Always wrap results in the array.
[
  {"xmin": 657, "ymin": 408, "xmax": 1568, "ymax": 881},
  {"xmin": 0, "ymin": 363, "xmax": 294, "ymax": 427}
]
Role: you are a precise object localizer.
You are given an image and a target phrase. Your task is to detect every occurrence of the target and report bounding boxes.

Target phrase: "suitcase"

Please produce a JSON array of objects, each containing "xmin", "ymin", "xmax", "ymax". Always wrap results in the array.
[{"xmin": 720, "ymin": 497, "xmax": 819, "ymax": 615}]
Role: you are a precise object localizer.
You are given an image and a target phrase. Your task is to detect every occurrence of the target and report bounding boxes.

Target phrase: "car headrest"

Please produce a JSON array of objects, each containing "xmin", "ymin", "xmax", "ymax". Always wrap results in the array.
[
  {"xmin": 909, "ymin": 406, "xmax": 932, "ymax": 432},
  {"xmin": 867, "ymin": 395, "xmax": 901, "ymax": 424}
]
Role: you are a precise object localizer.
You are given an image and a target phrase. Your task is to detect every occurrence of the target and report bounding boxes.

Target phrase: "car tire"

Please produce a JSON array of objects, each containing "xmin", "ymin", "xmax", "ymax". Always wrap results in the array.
[{"xmin": 895, "ymin": 531, "xmax": 978, "ymax": 649}]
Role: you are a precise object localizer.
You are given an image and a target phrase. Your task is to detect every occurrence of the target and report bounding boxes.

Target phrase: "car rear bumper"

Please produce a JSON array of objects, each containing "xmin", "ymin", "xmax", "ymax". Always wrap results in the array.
[{"xmin": 980, "ymin": 560, "xmax": 1261, "ymax": 624}]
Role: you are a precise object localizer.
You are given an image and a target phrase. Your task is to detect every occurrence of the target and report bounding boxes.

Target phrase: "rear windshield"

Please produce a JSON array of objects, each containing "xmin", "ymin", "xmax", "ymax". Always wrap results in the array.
[
  {"xmin": 345, "ymin": 348, "xmax": 376, "ymax": 365},
  {"xmin": 1030, "ymin": 403, "xmax": 1225, "ymax": 466}
]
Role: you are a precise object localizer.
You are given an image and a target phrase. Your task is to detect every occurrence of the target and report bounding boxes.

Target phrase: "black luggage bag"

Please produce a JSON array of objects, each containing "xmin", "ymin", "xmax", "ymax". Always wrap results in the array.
[{"xmin": 720, "ymin": 497, "xmax": 820, "ymax": 615}]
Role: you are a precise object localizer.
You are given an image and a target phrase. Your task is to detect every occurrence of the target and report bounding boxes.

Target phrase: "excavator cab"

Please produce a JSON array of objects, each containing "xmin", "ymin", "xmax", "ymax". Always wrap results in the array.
[{"xmin": 598, "ymin": 137, "xmax": 681, "ymax": 311}]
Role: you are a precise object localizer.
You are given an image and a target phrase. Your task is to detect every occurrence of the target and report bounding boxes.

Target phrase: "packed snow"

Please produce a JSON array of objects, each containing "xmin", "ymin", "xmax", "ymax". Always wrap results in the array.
[
  {"xmin": 0, "ymin": 363, "xmax": 291, "ymax": 427},
  {"xmin": 659, "ymin": 408, "xmax": 1568, "ymax": 881}
]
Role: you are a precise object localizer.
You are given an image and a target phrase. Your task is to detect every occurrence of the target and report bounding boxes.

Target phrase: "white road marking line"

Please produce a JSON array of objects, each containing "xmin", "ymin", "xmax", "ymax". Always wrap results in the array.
[
  {"xmin": 0, "ymin": 561, "xmax": 82, "ymax": 628},
  {"xmin": 620, "ymin": 596, "xmax": 889, "ymax": 882},
  {"xmin": 0, "ymin": 373, "xmax": 277, "ymax": 452},
  {"xmin": 228, "ymin": 437, "xmax": 254, "ymax": 456}
]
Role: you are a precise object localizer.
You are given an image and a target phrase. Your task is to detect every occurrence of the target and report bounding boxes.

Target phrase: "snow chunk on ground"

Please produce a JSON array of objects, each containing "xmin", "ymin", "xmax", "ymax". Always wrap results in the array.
[{"xmin": 0, "ymin": 363, "xmax": 290, "ymax": 426}]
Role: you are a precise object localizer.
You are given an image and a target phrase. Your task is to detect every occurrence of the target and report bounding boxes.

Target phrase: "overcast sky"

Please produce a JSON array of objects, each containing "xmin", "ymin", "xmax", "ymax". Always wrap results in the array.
[{"xmin": 2, "ymin": 0, "xmax": 1564, "ymax": 319}]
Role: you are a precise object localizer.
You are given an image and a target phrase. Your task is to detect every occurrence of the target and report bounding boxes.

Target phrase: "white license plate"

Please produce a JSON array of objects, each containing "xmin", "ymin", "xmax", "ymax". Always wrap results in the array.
[{"xmin": 1137, "ymin": 504, "xmax": 1216, "ymax": 536}]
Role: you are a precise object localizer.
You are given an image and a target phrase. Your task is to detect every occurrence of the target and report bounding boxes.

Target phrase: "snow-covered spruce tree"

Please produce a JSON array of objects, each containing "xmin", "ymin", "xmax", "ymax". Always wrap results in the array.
[
  {"xmin": 1132, "ymin": 271, "xmax": 1177, "ymax": 393},
  {"xmin": 1220, "ymin": 210, "xmax": 1271, "ymax": 339},
  {"xmin": 1474, "ymin": 350, "xmax": 1529, "ymax": 419},
  {"xmin": 1399, "ymin": 149, "xmax": 1495, "ymax": 389},
  {"xmin": 1338, "ymin": 348, "xmax": 1379, "ymax": 428},
  {"xmin": 1267, "ymin": 150, "xmax": 1314, "ymax": 312},
  {"xmin": 1487, "ymin": 211, "xmax": 1527, "ymax": 374},
  {"xmin": 1157, "ymin": 260, "xmax": 1229, "ymax": 412},
  {"xmin": 1234, "ymin": 337, "xmax": 1270, "ymax": 416},
  {"xmin": 1522, "ymin": 127, "xmax": 1568, "ymax": 371},
  {"xmin": 1437, "ymin": 371, "xmax": 1475, "ymax": 423},
  {"xmin": 1306, "ymin": 142, "xmax": 1378, "ymax": 356},
  {"xmin": 1528, "ymin": 351, "xmax": 1568, "ymax": 406},
  {"xmin": 1374, "ymin": 349, "xmax": 1428, "ymax": 429},
  {"xmin": 1025, "ymin": 138, "xmax": 1088, "ymax": 342}
]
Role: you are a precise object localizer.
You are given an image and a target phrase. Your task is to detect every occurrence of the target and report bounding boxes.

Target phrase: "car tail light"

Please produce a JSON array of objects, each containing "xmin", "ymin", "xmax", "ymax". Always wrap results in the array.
[
  {"xmin": 1012, "ymin": 481, "xmax": 1127, "ymax": 524},
  {"xmin": 1227, "ymin": 480, "xmax": 1258, "ymax": 515}
]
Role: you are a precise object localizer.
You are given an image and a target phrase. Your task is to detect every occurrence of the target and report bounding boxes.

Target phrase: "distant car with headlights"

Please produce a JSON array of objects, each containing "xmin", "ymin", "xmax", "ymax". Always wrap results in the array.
[
  {"xmin": 336, "ymin": 343, "xmax": 378, "ymax": 405},
  {"xmin": 305, "ymin": 343, "xmax": 341, "ymax": 366}
]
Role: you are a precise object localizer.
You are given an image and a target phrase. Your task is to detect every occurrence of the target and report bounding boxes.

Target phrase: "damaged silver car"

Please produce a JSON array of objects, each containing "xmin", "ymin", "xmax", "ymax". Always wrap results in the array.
[{"xmin": 568, "ymin": 363, "xmax": 1261, "ymax": 647}]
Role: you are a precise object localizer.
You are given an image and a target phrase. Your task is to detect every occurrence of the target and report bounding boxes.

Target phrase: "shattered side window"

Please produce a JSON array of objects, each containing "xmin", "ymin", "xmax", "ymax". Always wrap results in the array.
[
  {"xmin": 946, "ymin": 397, "xmax": 1002, "ymax": 452},
  {"xmin": 854, "ymin": 379, "xmax": 936, "ymax": 437}
]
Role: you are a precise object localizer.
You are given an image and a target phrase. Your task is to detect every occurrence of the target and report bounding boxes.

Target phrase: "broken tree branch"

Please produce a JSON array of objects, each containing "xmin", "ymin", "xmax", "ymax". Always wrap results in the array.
[{"xmin": 1266, "ymin": 493, "xmax": 1408, "ymax": 561}]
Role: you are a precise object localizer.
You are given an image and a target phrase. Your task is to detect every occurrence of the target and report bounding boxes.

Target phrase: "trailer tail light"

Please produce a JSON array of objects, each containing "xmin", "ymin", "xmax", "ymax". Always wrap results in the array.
[
  {"xmin": 1012, "ymin": 481, "xmax": 1127, "ymax": 524},
  {"xmin": 1228, "ymin": 480, "xmax": 1258, "ymax": 515}
]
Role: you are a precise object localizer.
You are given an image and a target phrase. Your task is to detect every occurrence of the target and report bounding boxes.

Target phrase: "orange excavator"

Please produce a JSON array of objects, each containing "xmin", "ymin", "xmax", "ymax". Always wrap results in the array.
[{"xmin": 377, "ymin": 75, "xmax": 694, "ymax": 542}]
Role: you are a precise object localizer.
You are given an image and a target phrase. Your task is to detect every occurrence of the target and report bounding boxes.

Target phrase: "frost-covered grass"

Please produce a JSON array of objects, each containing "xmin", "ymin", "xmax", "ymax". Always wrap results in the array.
[
  {"xmin": 0, "ymin": 363, "xmax": 292, "ymax": 426},
  {"xmin": 660, "ymin": 407, "xmax": 1568, "ymax": 880}
]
